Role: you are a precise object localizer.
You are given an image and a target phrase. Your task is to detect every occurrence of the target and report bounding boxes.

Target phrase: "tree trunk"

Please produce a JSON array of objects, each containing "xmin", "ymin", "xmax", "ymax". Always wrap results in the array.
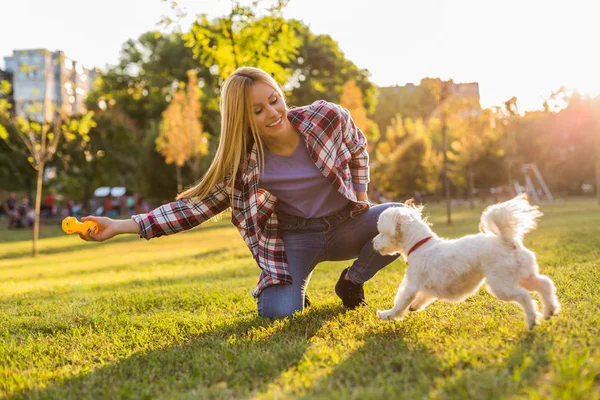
[
  {"xmin": 504, "ymin": 123, "xmax": 514, "ymax": 196},
  {"xmin": 189, "ymin": 156, "xmax": 202, "ymax": 182},
  {"xmin": 468, "ymin": 165, "xmax": 475, "ymax": 209},
  {"xmin": 176, "ymin": 164, "xmax": 183, "ymax": 194},
  {"xmin": 441, "ymin": 82, "xmax": 451, "ymax": 225},
  {"xmin": 82, "ymin": 166, "xmax": 95, "ymax": 216},
  {"xmin": 506, "ymin": 160, "xmax": 514, "ymax": 197},
  {"xmin": 32, "ymin": 162, "xmax": 44, "ymax": 257}
]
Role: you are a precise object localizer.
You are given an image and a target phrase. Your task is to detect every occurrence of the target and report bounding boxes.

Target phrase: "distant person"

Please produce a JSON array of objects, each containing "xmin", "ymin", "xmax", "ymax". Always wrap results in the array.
[
  {"xmin": 413, "ymin": 191, "xmax": 422, "ymax": 205},
  {"xmin": 77, "ymin": 66, "xmax": 404, "ymax": 319},
  {"xmin": 66, "ymin": 199, "xmax": 74, "ymax": 217},
  {"xmin": 17, "ymin": 196, "xmax": 32, "ymax": 228},
  {"xmin": 103, "ymin": 197, "xmax": 112, "ymax": 216},
  {"xmin": 4, "ymin": 192, "xmax": 18, "ymax": 229},
  {"xmin": 43, "ymin": 192, "xmax": 56, "ymax": 216},
  {"xmin": 126, "ymin": 195, "xmax": 135, "ymax": 216}
]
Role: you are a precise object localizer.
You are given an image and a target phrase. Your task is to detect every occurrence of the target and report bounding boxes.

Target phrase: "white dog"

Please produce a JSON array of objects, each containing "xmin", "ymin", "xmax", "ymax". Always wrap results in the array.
[{"xmin": 373, "ymin": 194, "xmax": 560, "ymax": 330}]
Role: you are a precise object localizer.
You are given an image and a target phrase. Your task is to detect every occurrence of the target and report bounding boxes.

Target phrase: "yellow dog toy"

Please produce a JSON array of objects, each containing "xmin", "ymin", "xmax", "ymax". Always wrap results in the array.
[{"xmin": 62, "ymin": 217, "xmax": 99, "ymax": 235}]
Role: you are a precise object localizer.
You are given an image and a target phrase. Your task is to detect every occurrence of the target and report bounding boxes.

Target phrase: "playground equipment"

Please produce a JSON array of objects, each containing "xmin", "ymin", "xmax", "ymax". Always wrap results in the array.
[{"xmin": 514, "ymin": 163, "xmax": 553, "ymax": 203}]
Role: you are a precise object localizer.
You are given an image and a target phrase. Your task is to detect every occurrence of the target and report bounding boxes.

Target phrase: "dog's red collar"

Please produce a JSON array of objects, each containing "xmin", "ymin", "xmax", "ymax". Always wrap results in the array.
[{"xmin": 407, "ymin": 236, "xmax": 433, "ymax": 258}]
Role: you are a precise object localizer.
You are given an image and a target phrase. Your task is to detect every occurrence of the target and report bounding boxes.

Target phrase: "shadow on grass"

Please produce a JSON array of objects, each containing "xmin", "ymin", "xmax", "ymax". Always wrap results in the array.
[
  {"xmin": 15, "ymin": 306, "xmax": 343, "ymax": 399},
  {"xmin": 302, "ymin": 325, "xmax": 552, "ymax": 399},
  {"xmin": 438, "ymin": 334, "xmax": 553, "ymax": 399}
]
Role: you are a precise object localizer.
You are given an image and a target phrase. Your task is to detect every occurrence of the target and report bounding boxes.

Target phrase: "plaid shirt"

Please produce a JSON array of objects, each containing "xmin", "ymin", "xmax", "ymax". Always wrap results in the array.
[{"xmin": 132, "ymin": 100, "xmax": 370, "ymax": 297}]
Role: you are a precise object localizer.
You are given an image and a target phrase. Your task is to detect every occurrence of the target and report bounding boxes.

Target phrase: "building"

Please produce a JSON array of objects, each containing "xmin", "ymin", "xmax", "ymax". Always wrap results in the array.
[
  {"xmin": 2, "ymin": 49, "xmax": 96, "ymax": 120},
  {"xmin": 394, "ymin": 80, "xmax": 480, "ymax": 104},
  {"xmin": 448, "ymin": 82, "xmax": 480, "ymax": 99},
  {"xmin": 375, "ymin": 79, "xmax": 481, "ymax": 131},
  {"xmin": 446, "ymin": 81, "xmax": 481, "ymax": 118}
]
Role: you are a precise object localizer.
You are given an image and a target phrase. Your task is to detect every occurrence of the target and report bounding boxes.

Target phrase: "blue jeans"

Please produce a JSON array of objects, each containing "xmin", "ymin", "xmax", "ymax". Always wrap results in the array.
[{"xmin": 257, "ymin": 202, "xmax": 403, "ymax": 318}]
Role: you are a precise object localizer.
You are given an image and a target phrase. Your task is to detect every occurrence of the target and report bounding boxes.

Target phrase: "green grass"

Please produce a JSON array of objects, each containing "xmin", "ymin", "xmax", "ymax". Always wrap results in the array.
[{"xmin": 1, "ymin": 198, "xmax": 599, "ymax": 399}]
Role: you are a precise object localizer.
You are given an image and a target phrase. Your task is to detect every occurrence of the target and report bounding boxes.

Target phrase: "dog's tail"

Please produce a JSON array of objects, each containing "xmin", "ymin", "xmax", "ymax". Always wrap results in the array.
[{"xmin": 479, "ymin": 193, "xmax": 543, "ymax": 244}]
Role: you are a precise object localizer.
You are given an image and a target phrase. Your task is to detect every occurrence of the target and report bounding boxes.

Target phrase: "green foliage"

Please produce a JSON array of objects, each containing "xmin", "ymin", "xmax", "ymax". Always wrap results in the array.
[
  {"xmin": 0, "ymin": 70, "xmax": 98, "ymax": 255},
  {"xmin": 0, "ymin": 138, "xmax": 35, "ymax": 192},
  {"xmin": 339, "ymin": 79, "xmax": 379, "ymax": 143},
  {"xmin": 372, "ymin": 115, "xmax": 441, "ymax": 198},
  {"xmin": 0, "ymin": 92, "xmax": 96, "ymax": 173},
  {"xmin": 140, "ymin": 121, "xmax": 179, "ymax": 201},
  {"xmin": 156, "ymin": 71, "xmax": 208, "ymax": 167},
  {"xmin": 1, "ymin": 199, "xmax": 599, "ymax": 398},
  {"xmin": 373, "ymin": 80, "xmax": 437, "ymax": 135},
  {"xmin": 488, "ymin": 93, "xmax": 600, "ymax": 195},
  {"xmin": 445, "ymin": 99, "xmax": 503, "ymax": 193},
  {"xmin": 87, "ymin": 32, "xmax": 202, "ymax": 132},
  {"xmin": 0, "ymin": 80, "xmax": 11, "ymax": 96},
  {"xmin": 283, "ymin": 21, "xmax": 378, "ymax": 113},
  {"xmin": 156, "ymin": 70, "xmax": 209, "ymax": 193},
  {"xmin": 184, "ymin": 0, "xmax": 300, "ymax": 84},
  {"xmin": 3, "ymin": 2, "xmax": 596, "ymax": 208},
  {"xmin": 87, "ymin": 31, "xmax": 214, "ymax": 201},
  {"xmin": 51, "ymin": 108, "xmax": 141, "ymax": 206},
  {"xmin": 83, "ymin": 2, "xmax": 379, "ymax": 203},
  {"xmin": 528, "ymin": 95, "xmax": 599, "ymax": 193}
]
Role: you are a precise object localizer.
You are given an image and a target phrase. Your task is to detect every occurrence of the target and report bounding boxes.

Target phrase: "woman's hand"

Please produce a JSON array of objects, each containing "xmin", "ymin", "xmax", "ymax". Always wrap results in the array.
[
  {"xmin": 78, "ymin": 216, "xmax": 139, "ymax": 242},
  {"xmin": 356, "ymin": 191, "xmax": 368, "ymax": 202}
]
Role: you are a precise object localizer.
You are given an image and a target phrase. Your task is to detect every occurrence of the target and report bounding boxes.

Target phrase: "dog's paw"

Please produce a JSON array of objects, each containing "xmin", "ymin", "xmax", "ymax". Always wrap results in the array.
[
  {"xmin": 535, "ymin": 311, "xmax": 543, "ymax": 320},
  {"xmin": 377, "ymin": 309, "xmax": 404, "ymax": 321},
  {"xmin": 543, "ymin": 303, "xmax": 561, "ymax": 319},
  {"xmin": 527, "ymin": 315, "xmax": 541, "ymax": 330},
  {"xmin": 377, "ymin": 309, "xmax": 394, "ymax": 321}
]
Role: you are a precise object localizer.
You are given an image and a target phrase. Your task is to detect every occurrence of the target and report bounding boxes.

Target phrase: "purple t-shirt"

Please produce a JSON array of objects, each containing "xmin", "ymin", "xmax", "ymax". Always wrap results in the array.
[{"xmin": 259, "ymin": 138, "xmax": 365, "ymax": 218}]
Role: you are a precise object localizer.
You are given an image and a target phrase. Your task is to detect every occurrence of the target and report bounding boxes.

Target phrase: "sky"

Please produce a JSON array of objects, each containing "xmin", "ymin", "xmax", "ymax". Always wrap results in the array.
[{"xmin": 1, "ymin": 0, "xmax": 599, "ymax": 112}]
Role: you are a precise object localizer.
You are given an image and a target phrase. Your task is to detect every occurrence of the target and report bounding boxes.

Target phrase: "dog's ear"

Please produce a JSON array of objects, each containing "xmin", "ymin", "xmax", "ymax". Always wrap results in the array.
[
  {"xmin": 384, "ymin": 208, "xmax": 404, "ymax": 241},
  {"xmin": 391, "ymin": 207, "xmax": 412, "ymax": 232},
  {"xmin": 379, "ymin": 207, "xmax": 405, "ymax": 236}
]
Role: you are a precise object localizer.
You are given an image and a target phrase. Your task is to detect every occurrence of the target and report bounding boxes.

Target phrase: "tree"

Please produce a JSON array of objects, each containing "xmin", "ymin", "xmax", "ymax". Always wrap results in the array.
[
  {"xmin": 543, "ymin": 93, "xmax": 599, "ymax": 194},
  {"xmin": 339, "ymin": 79, "xmax": 379, "ymax": 143},
  {"xmin": 282, "ymin": 22, "xmax": 377, "ymax": 114},
  {"xmin": 0, "ymin": 79, "xmax": 95, "ymax": 256},
  {"xmin": 87, "ymin": 31, "xmax": 208, "ymax": 134},
  {"xmin": 431, "ymin": 79, "xmax": 453, "ymax": 224},
  {"xmin": 448, "ymin": 106, "xmax": 503, "ymax": 207},
  {"xmin": 184, "ymin": 0, "xmax": 301, "ymax": 84},
  {"xmin": 52, "ymin": 107, "xmax": 141, "ymax": 210},
  {"xmin": 156, "ymin": 71, "xmax": 208, "ymax": 193},
  {"xmin": 371, "ymin": 114, "xmax": 441, "ymax": 200},
  {"xmin": 87, "ymin": 31, "xmax": 215, "ymax": 201},
  {"xmin": 373, "ymin": 81, "xmax": 437, "ymax": 135},
  {"xmin": 501, "ymin": 96, "xmax": 522, "ymax": 194},
  {"xmin": 0, "ymin": 137, "xmax": 35, "ymax": 192}
]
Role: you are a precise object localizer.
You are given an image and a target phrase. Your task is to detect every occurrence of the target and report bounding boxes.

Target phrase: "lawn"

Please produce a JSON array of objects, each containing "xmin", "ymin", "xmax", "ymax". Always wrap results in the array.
[{"xmin": 1, "ymin": 198, "xmax": 599, "ymax": 399}]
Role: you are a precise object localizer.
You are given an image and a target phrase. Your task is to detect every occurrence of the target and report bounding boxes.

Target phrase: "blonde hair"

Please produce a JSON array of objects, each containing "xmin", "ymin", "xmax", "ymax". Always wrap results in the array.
[{"xmin": 178, "ymin": 67, "xmax": 285, "ymax": 201}]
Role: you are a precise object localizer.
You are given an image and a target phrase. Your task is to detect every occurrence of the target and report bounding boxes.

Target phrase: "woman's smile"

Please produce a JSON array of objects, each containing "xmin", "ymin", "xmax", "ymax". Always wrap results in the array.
[{"xmin": 267, "ymin": 117, "xmax": 283, "ymax": 128}]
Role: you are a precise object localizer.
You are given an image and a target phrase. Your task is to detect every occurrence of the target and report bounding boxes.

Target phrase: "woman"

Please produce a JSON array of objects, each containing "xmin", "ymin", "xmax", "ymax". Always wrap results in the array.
[{"xmin": 79, "ymin": 67, "xmax": 402, "ymax": 318}]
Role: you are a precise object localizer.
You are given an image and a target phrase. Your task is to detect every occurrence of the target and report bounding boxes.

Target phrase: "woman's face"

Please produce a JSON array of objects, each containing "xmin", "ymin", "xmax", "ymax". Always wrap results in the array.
[{"xmin": 250, "ymin": 81, "xmax": 289, "ymax": 140}]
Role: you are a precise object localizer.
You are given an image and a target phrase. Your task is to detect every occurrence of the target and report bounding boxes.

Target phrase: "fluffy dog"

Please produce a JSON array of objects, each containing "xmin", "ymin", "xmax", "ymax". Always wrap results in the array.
[{"xmin": 373, "ymin": 194, "xmax": 560, "ymax": 330}]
